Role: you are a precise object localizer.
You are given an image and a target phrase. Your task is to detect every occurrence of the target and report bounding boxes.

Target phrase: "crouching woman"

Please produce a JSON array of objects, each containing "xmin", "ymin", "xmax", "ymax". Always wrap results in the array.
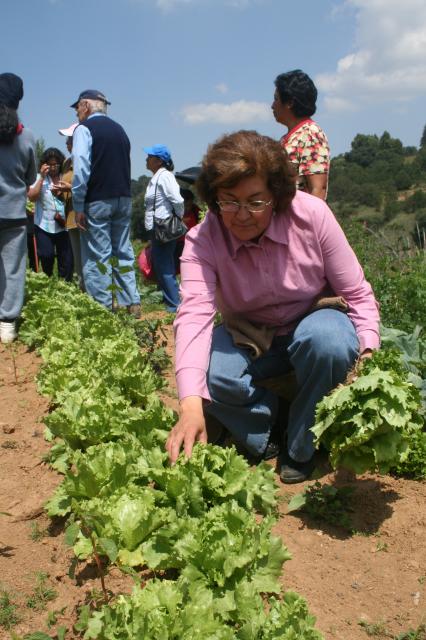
[{"xmin": 166, "ymin": 130, "xmax": 380, "ymax": 483}]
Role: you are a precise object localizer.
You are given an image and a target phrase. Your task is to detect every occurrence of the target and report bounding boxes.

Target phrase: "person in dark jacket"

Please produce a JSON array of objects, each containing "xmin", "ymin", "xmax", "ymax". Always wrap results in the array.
[
  {"xmin": 0, "ymin": 73, "xmax": 36, "ymax": 343},
  {"xmin": 70, "ymin": 89, "xmax": 140, "ymax": 316}
]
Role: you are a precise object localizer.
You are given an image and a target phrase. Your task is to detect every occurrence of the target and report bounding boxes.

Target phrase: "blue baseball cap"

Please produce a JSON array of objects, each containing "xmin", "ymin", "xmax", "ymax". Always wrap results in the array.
[
  {"xmin": 70, "ymin": 89, "xmax": 111, "ymax": 108},
  {"xmin": 143, "ymin": 144, "xmax": 171, "ymax": 163}
]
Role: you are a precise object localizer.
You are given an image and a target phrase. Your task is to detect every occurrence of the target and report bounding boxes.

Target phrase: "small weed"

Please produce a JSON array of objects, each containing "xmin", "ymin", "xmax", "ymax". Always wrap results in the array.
[
  {"xmin": 0, "ymin": 589, "xmax": 21, "ymax": 629},
  {"xmin": 26, "ymin": 572, "xmax": 57, "ymax": 611},
  {"xmin": 358, "ymin": 618, "xmax": 389, "ymax": 636},
  {"xmin": 29, "ymin": 522, "xmax": 47, "ymax": 542},
  {"xmin": 352, "ymin": 529, "xmax": 375, "ymax": 537},
  {"xmin": 46, "ymin": 606, "xmax": 66, "ymax": 627},
  {"xmin": 396, "ymin": 624, "xmax": 426, "ymax": 639},
  {"xmin": 84, "ymin": 587, "xmax": 108, "ymax": 609},
  {"xmin": 1, "ymin": 440, "xmax": 18, "ymax": 449},
  {"xmin": 287, "ymin": 481, "xmax": 354, "ymax": 529},
  {"xmin": 418, "ymin": 575, "xmax": 426, "ymax": 585},
  {"xmin": 375, "ymin": 541, "xmax": 389, "ymax": 552}
]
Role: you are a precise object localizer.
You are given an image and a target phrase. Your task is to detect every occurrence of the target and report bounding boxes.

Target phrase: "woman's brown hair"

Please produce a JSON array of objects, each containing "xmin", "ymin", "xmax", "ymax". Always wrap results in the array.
[{"xmin": 196, "ymin": 130, "xmax": 296, "ymax": 215}]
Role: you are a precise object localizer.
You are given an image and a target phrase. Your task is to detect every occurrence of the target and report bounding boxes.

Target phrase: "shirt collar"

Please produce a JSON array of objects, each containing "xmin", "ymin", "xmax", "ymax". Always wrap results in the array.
[
  {"xmin": 225, "ymin": 207, "xmax": 290, "ymax": 259},
  {"xmin": 87, "ymin": 113, "xmax": 107, "ymax": 120},
  {"xmin": 282, "ymin": 118, "xmax": 313, "ymax": 144}
]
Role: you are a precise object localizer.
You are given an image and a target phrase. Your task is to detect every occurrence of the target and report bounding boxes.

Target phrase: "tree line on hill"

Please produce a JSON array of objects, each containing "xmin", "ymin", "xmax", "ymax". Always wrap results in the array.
[{"xmin": 328, "ymin": 126, "xmax": 426, "ymax": 245}]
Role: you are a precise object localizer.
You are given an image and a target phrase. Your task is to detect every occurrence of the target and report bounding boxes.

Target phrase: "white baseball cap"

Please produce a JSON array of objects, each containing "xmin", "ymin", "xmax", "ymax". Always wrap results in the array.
[{"xmin": 58, "ymin": 123, "xmax": 78, "ymax": 137}]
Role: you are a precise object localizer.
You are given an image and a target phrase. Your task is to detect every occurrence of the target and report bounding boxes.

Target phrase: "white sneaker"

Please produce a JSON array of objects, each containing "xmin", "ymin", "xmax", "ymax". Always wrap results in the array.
[{"xmin": 0, "ymin": 321, "xmax": 17, "ymax": 344}]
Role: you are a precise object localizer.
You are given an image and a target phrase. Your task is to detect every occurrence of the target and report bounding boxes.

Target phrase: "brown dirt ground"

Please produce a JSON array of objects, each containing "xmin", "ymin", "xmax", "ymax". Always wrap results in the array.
[{"xmin": 0, "ymin": 332, "xmax": 425, "ymax": 639}]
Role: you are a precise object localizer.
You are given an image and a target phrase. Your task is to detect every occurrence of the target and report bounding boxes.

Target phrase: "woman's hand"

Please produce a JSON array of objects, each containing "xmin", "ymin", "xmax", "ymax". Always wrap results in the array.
[
  {"xmin": 40, "ymin": 163, "xmax": 50, "ymax": 178},
  {"xmin": 51, "ymin": 180, "xmax": 71, "ymax": 193},
  {"xmin": 166, "ymin": 396, "xmax": 207, "ymax": 464}
]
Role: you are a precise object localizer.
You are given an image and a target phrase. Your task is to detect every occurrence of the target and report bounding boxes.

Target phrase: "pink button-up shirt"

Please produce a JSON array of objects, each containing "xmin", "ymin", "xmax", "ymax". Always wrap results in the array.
[{"xmin": 174, "ymin": 191, "xmax": 380, "ymax": 401}]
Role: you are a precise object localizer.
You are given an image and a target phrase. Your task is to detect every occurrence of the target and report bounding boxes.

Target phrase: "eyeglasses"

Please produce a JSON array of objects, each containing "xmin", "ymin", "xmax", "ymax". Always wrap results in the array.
[{"xmin": 216, "ymin": 200, "xmax": 273, "ymax": 215}]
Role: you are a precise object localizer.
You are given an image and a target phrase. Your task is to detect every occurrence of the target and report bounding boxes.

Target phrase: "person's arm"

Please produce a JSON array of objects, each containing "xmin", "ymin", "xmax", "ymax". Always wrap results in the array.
[
  {"xmin": 161, "ymin": 172, "xmax": 184, "ymax": 217},
  {"xmin": 71, "ymin": 125, "xmax": 92, "ymax": 230},
  {"xmin": 315, "ymin": 202, "xmax": 380, "ymax": 354},
  {"xmin": 24, "ymin": 132, "xmax": 37, "ymax": 187},
  {"xmin": 298, "ymin": 124, "xmax": 330, "ymax": 200},
  {"xmin": 305, "ymin": 173, "xmax": 328, "ymax": 200},
  {"xmin": 144, "ymin": 180, "xmax": 154, "ymax": 232},
  {"xmin": 27, "ymin": 169, "xmax": 48, "ymax": 202},
  {"xmin": 167, "ymin": 223, "xmax": 218, "ymax": 463}
]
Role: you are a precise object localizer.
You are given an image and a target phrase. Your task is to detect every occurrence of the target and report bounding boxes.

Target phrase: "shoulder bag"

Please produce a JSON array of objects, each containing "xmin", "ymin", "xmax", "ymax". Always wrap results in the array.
[{"xmin": 153, "ymin": 171, "xmax": 187, "ymax": 243}]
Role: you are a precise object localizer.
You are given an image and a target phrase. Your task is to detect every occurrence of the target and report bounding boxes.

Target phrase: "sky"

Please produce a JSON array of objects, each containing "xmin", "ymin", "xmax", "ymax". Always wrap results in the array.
[{"xmin": 2, "ymin": 0, "xmax": 426, "ymax": 178}]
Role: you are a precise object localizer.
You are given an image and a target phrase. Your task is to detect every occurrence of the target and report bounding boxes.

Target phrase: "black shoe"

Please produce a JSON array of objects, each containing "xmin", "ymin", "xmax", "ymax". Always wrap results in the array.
[
  {"xmin": 262, "ymin": 441, "xmax": 281, "ymax": 461},
  {"xmin": 279, "ymin": 451, "xmax": 315, "ymax": 484}
]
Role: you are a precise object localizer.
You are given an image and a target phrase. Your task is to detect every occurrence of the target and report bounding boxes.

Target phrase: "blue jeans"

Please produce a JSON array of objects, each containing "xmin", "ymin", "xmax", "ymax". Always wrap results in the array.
[
  {"xmin": 80, "ymin": 198, "xmax": 140, "ymax": 308},
  {"xmin": 151, "ymin": 237, "xmax": 180, "ymax": 312},
  {"xmin": 205, "ymin": 309, "xmax": 359, "ymax": 461},
  {"xmin": 0, "ymin": 226, "xmax": 27, "ymax": 320}
]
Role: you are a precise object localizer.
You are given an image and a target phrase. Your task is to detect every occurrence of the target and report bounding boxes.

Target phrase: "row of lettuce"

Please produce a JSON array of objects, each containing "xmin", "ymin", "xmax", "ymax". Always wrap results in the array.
[{"xmin": 19, "ymin": 273, "xmax": 324, "ymax": 639}]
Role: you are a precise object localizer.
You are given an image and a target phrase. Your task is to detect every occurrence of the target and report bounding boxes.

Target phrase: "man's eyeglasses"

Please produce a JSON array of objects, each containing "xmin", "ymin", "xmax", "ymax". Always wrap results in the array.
[{"xmin": 216, "ymin": 200, "xmax": 273, "ymax": 215}]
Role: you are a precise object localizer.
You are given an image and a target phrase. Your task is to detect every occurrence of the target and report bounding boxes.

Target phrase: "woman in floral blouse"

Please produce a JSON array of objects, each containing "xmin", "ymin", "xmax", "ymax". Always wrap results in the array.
[{"xmin": 272, "ymin": 69, "xmax": 329, "ymax": 200}]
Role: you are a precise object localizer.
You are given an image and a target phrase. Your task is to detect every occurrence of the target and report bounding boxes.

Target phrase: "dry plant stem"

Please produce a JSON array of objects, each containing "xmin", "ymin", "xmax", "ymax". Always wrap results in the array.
[
  {"xmin": 88, "ymin": 531, "xmax": 109, "ymax": 603},
  {"xmin": 80, "ymin": 519, "xmax": 109, "ymax": 604},
  {"xmin": 8, "ymin": 343, "xmax": 18, "ymax": 385},
  {"xmin": 363, "ymin": 225, "xmax": 399, "ymax": 258}
]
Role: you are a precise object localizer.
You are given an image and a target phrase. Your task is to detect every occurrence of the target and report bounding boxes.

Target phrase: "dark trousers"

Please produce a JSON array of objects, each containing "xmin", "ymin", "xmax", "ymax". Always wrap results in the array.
[
  {"xmin": 35, "ymin": 226, "xmax": 74, "ymax": 281},
  {"xmin": 27, "ymin": 233, "xmax": 38, "ymax": 272}
]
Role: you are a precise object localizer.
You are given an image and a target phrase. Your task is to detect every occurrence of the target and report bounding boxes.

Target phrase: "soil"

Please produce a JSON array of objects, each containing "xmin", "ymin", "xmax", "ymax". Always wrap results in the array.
[{"xmin": 0, "ymin": 333, "xmax": 425, "ymax": 640}]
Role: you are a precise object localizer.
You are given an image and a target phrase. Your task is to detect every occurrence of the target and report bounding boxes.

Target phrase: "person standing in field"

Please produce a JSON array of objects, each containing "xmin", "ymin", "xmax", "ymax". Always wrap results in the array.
[
  {"xmin": 0, "ymin": 73, "xmax": 36, "ymax": 344},
  {"xmin": 56, "ymin": 123, "xmax": 84, "ymax": 290},
  {"xmin": 272, "ymin": 69, "xmax": 330, "ymax": 200},
  {"xmin": 70, "ymin": 89, "xmax": 141, "ymax": 316},
  {"xmin": 143, "ymin": 144, "xmax": 185, "ymax": 312},
  {"xmin": 28, "ymin": 147, "xmax": 74, "ymax": 281}
]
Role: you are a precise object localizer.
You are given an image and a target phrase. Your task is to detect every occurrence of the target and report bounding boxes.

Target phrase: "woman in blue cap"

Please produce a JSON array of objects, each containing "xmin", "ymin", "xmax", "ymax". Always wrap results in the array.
[{"xmin": 144, "ymin": 144, "xmax": 184, "ymax": 312}]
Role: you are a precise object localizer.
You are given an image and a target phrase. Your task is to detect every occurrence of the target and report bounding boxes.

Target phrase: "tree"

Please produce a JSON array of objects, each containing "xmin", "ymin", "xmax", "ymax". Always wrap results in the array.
[
  {"xmin": 35, "ymin": 137, "xmax": 45, "ymax": 166},
  {"xmin": 420, "ymin": 124, "xmax": 426, "ymax": 149},
  {"xmin": 345, "ymin": 134, "xmax": 379, "ymax": 167},
  {"xmin": 394, "ymin": 170, "xmax": 412, "ymax": 191},
  {"xmin": 130, "ymin": 174, "xmax": 150, "ymax": 240}
]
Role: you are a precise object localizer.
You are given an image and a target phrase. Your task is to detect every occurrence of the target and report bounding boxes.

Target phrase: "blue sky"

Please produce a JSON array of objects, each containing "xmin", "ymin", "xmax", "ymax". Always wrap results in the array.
[{"xmin": 3, "ymin": 0, "xmax": 426, "ymax": 178}]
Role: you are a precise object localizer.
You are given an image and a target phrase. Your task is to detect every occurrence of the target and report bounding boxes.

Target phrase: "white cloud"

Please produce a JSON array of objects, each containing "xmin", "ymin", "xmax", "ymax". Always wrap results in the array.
[
  {"xmin": 181, "ymin": 100, "xmax": 270, "ymax": 125},
  {"xmin": 215, "ymin": 83, "xmax": 229, "ymax": 94},
  {"xmin": 317, "ymin": 0, "xmax": 426, "ymax": 111}
]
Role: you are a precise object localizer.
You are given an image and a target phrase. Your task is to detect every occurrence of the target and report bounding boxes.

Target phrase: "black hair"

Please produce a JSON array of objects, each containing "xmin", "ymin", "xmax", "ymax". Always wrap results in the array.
[
  {"xmin": 274, "ymin": 69, "xmax": 317, "ymax": 117},
  {"xmin": 180, "ymin": 188, "xmax": 194, "ymax": 200},
  {"xmin": 40, "ymin": 147, "xmax": 65, "ymax": 169},
  {"xmin": 0, "ymin": 104, "xmax": 19, "ymax": 145},
  {"xmin": 163, "ymin": 158, "xmax": 174, "ymax": 171}
]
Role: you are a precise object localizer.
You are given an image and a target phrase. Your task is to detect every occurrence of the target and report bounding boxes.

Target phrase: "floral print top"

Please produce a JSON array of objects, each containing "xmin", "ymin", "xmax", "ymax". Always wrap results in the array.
[{"xmin": 280, "ymin": 119, "xmax": 330, "ymax": 193}]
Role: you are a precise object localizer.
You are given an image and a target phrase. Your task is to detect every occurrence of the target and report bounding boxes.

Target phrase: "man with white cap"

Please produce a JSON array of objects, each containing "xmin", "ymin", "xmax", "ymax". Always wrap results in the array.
[{"xmin": 69, "ymin": 89, "xmax": 140, "ymax": 315}]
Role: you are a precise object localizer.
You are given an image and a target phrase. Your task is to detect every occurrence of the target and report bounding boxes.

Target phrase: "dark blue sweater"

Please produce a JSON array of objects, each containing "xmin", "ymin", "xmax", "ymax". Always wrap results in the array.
[{"xmin": 80, "ymin": 116, "xmax": 131, "ymax": 202}]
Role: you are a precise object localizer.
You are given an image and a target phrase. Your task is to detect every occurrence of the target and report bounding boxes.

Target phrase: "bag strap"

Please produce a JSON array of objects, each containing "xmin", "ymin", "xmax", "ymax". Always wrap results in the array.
[
  {"xmin": 153, "ymin": 168, "xmax": 166, "ymax": 217},
  {"xmin": 153, "ymin": 169, "xmax": 178, "ymax": 222}
]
